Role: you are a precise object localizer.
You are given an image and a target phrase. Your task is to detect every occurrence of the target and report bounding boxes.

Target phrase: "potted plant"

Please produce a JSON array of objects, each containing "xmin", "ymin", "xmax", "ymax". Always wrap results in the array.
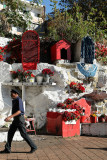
[
  {"xmin": 42, "ymin": 68, "xmax": 54, "ymax": 83},
  {"xmin": 62, "ymin": 111, "xmax": 80, "ymax": 124},
  {"xmin": 36, "ymin": 73, "xmax": 43, "ymax": 85},
  {"xmin": 17, "ymin": 70, "xmax": 26, "ymax": 82},
  {"xmin": 90, "ymin": 112, "xmax": 97, "ymax": 123},
  {"xmin": 10, "ymin": 71, "xmax": 19, "ymax": 82},
  {"xmin": 28, "ymin": 73, "xmax": 35, "ymax": 83},
  {"xmin": 98, "ymin": 114, "xmax": 106, "ymax": 122},
  {"xmin": 69, "ymin": 82, "xmax": 85, "ymax": 94}
]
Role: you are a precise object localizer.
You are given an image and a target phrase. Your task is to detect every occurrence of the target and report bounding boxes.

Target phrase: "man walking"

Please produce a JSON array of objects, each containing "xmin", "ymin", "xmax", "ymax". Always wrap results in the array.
[{"xmin": 0, "ymin": 89, "xmax": 37, "ymax": 153}]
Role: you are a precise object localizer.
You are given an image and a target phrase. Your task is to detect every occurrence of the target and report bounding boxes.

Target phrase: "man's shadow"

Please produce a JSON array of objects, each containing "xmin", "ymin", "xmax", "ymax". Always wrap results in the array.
[{"xmin": 84, "ymin": 147, "xmax": 107, "ymax": 151}]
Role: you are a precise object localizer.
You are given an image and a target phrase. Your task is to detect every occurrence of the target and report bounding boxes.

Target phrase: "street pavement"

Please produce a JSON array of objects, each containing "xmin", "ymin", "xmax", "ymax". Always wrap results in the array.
[{"xmin": 0, "ymin": 135, "xmax": 107, "ymax": 160}]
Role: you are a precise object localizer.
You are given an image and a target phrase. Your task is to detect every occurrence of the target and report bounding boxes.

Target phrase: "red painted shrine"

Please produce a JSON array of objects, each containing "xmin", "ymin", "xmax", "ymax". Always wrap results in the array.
[
  {"xmin": 51, "ymin": 39, "xmax": 71, "ymax": 62},
  {"xmin": 46, "ymin": 98, "xmax": 91, "ymax": 137},
  {"xmin": 22, "ymin": 30, "xmax": 40, "ymax": 70},
  {"xmin": 75, "ymin": 98, "xmax": 91, "ymax": 123}
]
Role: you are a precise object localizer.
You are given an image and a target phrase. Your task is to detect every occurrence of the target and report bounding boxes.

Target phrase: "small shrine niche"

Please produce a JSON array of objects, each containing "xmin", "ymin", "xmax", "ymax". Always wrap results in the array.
[
  {"xmin": 81, "ymin": 36, "xmax": 95, "ymax": 64},
  {"xmin": 77, "ymin": 36, "xmax": 97, "ymax": 78},
  {"xmin": 61, "ymin": 48, "xmax": 67, "ymax": 59},
  {"xmin": 51, "ymin": 39, "xmax": 71, "ymax": 63},
  {"xmin": 22, "ymin": 30, "xmax": 40, "ymax": 70}
]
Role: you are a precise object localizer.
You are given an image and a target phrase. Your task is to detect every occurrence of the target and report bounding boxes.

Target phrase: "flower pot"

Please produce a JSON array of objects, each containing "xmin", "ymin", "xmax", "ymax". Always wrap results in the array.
[
  {"xmin": 13, "ymin": 78, "xmax": 19, "ymax": 83},
  {"xmin": 90, "ymin": 116, "xmax": 97, "ymax": 123},
  {"xmin": 36, "ymin": 76, "xmax": 43, "ymax": 85},
  {"xmin": 43, "ymin": 74, "xmax": 50, "ymax": 83},
  {"xmin": 29, "ymin": 77, "xmax": 35, "ymax": 83},
  {"xmin": 98, "ymin": 117, "xmax": 105, "ymax": 123},
  {"xmin": 65, "ymin": 120, "xmax": 76, "ymax": 124}
]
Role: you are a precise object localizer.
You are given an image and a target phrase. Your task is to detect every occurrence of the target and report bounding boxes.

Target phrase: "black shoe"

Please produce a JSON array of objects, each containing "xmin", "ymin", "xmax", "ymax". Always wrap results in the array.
[
  {"xmin": 29, "ymin": 147, "xmax": 37, "ymax": 153},
  {"xmin": 0, "ymin": 149, "xmax": 11, "ymax": 154}
]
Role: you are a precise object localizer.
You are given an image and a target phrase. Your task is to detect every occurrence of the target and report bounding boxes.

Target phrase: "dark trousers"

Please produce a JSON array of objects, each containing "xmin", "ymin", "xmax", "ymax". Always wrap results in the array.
[{"xmin": 5, "ymin": 115, "xmax": 37, "ymax": 151}]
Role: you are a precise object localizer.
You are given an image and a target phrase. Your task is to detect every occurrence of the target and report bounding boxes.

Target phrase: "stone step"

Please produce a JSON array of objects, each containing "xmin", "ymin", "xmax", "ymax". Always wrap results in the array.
[{"xmin": 56, "ymin": 63, "xmax": 77, "ymax": 69}]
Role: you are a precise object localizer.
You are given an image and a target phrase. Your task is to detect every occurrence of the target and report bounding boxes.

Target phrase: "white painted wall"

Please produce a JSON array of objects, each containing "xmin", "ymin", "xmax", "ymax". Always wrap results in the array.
[
  {"xmin": 0, "ymin": 37, "xmax": 11, "ymax": 47},
  {"xmin": 0, "ymin": 62, "xmax": 107, "ymax": 130}
]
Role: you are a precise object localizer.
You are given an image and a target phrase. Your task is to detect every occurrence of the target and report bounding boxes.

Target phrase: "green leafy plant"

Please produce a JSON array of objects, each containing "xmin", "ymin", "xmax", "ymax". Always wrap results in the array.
[{"xmin": 47, "ymin": 1, "xmax": 106, "ymax": 43}]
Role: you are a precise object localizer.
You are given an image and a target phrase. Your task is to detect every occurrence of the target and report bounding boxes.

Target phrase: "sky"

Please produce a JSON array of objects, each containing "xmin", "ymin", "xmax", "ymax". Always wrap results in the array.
[
  {"xmin": 42, "ymin": 0, "xmax": 60, "ymax": 14},
  {"xmin": 28, "ymin": 0, "xmax": 60, "ymax": 14}
]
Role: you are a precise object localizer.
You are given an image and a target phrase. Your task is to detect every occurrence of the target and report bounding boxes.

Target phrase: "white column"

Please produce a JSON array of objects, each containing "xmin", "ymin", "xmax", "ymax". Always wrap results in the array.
[{"xmin": 22, "ymin": 85, "xmax": 26, "ymax": 112}]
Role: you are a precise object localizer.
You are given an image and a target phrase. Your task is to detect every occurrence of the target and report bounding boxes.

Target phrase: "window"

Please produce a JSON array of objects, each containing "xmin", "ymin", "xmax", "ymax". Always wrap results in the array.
[{"xmin": 37, "ymin": 14, "xmax": 40, "ymax": 17}]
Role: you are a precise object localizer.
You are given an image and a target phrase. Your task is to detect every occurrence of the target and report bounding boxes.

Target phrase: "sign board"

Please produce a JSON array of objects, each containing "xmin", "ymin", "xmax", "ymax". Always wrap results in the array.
[{"xmin": 22, "ymin": 30, "xmax": 40, "ymax": 70}]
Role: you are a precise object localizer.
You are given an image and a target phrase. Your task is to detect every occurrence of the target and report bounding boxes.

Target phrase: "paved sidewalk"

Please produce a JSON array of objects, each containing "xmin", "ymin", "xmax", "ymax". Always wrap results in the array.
[{"xmin": 0, "ymin": 135, "xmax": 107, "ymax": 160}]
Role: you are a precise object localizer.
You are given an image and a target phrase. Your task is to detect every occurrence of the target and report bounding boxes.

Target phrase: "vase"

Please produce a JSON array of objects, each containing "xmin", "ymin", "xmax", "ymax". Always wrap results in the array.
[
  {"xmin": 36, "ymin": 76, "xmax": 43, "ymax": 85},
  {"xmin": 90, "ymin": 116, "xmax": 97, "ymax": 123},
  {"xmin": 29, "ymin": 77, "xmax": 35, "ymax": 83},
  {"xmin": 65, "ymin": 120, "xmax": 76, "ymax": 124},
  {"xmin": 13, "ymin": 78, "xmax": 19, "ymax": 83},
  {"xmin": 43, "ymin": 74, "xmax": 50, "ymax": 83},
  {"xmin": 25, "ymin": 77, "xmax": 29, "ymax": 82}
]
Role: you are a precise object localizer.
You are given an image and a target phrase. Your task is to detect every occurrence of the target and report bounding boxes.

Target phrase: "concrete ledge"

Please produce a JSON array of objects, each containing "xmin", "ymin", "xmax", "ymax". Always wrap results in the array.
[
  {"xmin": 81, "ymin": 123, "xmax": 107, "ymax": 136},
  {"xmin": 0, "ymin": 130, "xmax": 23, "ymax": 142}
]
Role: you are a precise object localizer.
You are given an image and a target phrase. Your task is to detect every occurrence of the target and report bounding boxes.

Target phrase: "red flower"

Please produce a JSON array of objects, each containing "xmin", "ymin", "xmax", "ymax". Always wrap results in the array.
[
  {"xmin": 95, "ymin": 42, "xmax": 107, "ymax": 65},
  {"xmin": 17, "ymin": 69, "xmax": 21, "ymax": 72},
  {"xmin": 0, "ymin": 55, "xmax": 4, "ymax": 61},
  {"xmin": 31, "ymin": 74, "xmax": 35, "ymax": 78},
  {"xmin": 69, "ymin": 81, "xmax": 85, "ymax": 93},
  {"xmin": 42, "ymin": 68, "xmax": 54, "ymax": 76},
  {"xmin": 64, "ymin": 98, "xmax": 74, "ymax": 104},
  {"xmin": 63, "ymin": 111, "xmax": 80, "ymax": 121}
]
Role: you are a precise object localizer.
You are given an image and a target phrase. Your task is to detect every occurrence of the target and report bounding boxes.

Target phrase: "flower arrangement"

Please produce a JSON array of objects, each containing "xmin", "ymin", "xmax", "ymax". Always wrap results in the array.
[
  {"xmin": 63, "ymin": 111, "xmax": 80, "ymax": 121},
  {"xmin": 57, "ymin": 98, "xmax": 83, "ymax": 114},
  {"xmin": 90, "ymin": 112, "xmax": 97, "ymax": 117},
  {"xmin": 10, "ymin": 70, "xmax": 35, "ymax": 81},
  {"xmin": 17, "ymin": 70, "xmax": 27, "ymax": 81},
  {"xmin": 64, "ymin": 98, "xmax": 74, "ymax": 104},
  {"xmin": 95, "ymin": 42, "xmax": 107, "ymax": 65},
  {"xmin": 0, "ymin": 55, "xmax": 4, "ymax": 61},
  {"xmin": 42, "ymin": 68, "xmax": 54, "ymax": 76},
  {"xmin": 0, "ymin": 46, "xmax": 7, "ymax": 55},
  {"xmin": 69, "ymin": 82, "xmax": 85, "ymax": 93}
]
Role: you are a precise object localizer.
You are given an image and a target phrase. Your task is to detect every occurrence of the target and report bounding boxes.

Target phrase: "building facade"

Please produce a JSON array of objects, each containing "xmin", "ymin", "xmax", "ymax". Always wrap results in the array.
[{"xmin": 0, "ymin": 0, "xmax": 45, "ymax": 35}]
